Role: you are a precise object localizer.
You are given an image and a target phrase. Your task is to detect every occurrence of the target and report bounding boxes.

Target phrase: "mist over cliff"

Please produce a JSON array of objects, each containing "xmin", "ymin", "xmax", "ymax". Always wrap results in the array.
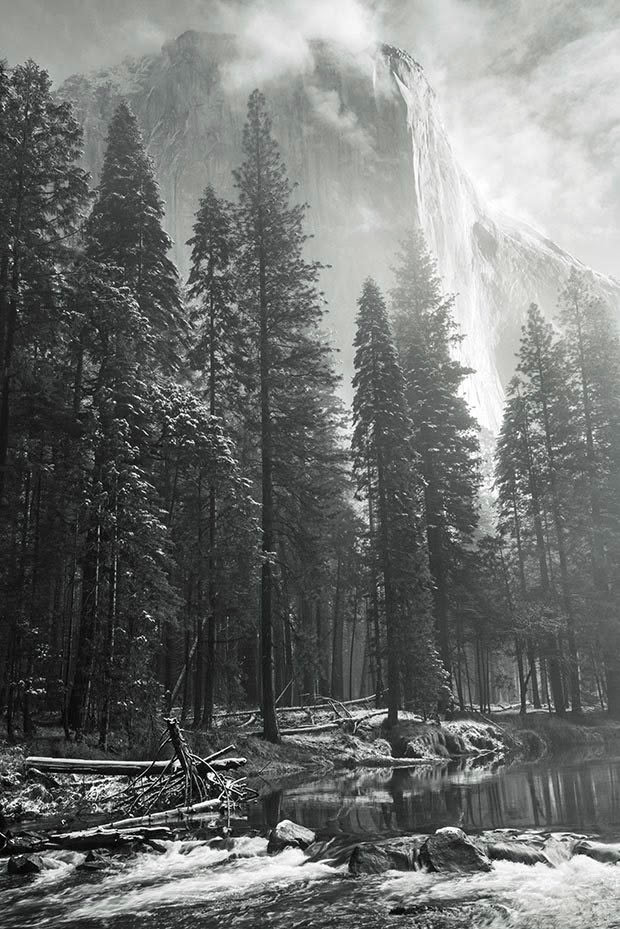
[{"xmin": 59, "ymin": 29, "xmax": 620, "ymax": 432}]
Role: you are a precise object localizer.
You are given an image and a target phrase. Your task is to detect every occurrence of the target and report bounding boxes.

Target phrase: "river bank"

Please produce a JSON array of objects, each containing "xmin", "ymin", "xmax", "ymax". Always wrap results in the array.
[{"xmin": 3, "ymin": 708, "xmax": 620, "ymax": 827}]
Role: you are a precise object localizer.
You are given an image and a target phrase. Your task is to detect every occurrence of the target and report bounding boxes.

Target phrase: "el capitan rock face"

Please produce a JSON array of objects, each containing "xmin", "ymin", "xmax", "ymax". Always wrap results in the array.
[{"xmin": 58, "ymin": 30, "xmax": 620, "ymax": 432}]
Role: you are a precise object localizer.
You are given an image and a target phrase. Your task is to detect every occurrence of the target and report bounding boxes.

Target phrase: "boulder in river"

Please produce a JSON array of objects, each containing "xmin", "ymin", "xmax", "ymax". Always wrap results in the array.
[
  {"xmin": 573, "ymin": 839, "xmax": 620, "ymax": 864},
  {"xmin": 420, "ymin": 827, "xmax": 493, "ymax": 874},
  {"xmin": 77, "ymin": 849, "xmax": 112, "ymax": 872},
  {"xmin": 267, "ymin": 820, "xmax": 316, "ymax": 854},
  {"xmin": 7, "ymin": 854, "xmax": 44, "ymax": 875},
  {"xmin": 349, "ymin": 837, "xmax": 421, "ymax": 875},
  {"xmin": 485, "ymin": 840, "xmax": 550, "ymax": 866}
]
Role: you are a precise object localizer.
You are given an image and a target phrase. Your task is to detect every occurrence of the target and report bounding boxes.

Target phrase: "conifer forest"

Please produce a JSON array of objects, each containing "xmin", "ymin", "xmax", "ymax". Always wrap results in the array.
[{"xmin": 2, "ymin": 56, "xmax": 620, "ymax": 753}]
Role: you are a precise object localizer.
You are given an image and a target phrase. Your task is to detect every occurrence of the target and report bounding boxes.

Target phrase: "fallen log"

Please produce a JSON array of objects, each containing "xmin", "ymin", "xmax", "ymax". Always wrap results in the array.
[
  {"xmin": 48, "ymin": 825, "xmax": 173, "ymax": 851},
  {"xmin": 315, "ymin": 696, "xmax": 353, "ymax": 719},
  {"xmin": 245, "ymin": 721, "xmax": 341, "ymax": 736},
  {"xmin": 0, "ymin": 826, "xmax": 172, "ymax": 856},
  {"xmin": 25, "ymin": 757, "xmax": 175, "ymax": 776},
  {"xmin": 212, "ymin": 693, "xmax": 380, "ymax": 721},
  {"xmin": 24, "ymin": 755, "xmax": 246, "ymax": 777},
  {"xmin": 102, "ymin": 796, "xmax": 225, "ymax": 830},
  {"xmin": 280, "ymin": 722, "xmax": 341, "ymax": 735},
  {"xmin": 198, "ymin": 756, "xmax": 246, "ymax": 773}
]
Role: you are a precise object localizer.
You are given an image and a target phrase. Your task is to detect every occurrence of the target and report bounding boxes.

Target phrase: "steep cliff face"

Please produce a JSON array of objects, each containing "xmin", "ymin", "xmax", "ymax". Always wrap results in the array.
[{"xmin": 59, "ymin": 30, "xmax": 619, "ymax": 432}]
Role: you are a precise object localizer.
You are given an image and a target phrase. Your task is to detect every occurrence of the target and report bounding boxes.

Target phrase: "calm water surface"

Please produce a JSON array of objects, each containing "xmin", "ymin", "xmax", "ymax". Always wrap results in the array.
[{"xmin": 3, "ymin": 751, "xmax": 620, "ymax": 929}]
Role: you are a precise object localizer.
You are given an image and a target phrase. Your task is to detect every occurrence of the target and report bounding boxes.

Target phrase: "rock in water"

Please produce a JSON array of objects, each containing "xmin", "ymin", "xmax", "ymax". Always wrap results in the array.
[
  {"xmin": 486, "ymin": 841, "xmax": 550, "ymax": 866},
  {"xmin": 267, "ymin": 820, "xmax": 316, "ymax": 854},
  {"xmin": 77, "ymin": 849, "xmax": 111, "ymax": 872},
  {"xmin": 7, "ymin": 854, "xmax": 44, "ymax": 875},
  {"xmin": 573, "ymin": 840, "xmax": 620, "ymax": 864},
  {"xmin": 420, "ymin": 828, "xmax": 493, "ymax": 874},
  {"xmin": 349, "ymin": 837, "xmax": 422, "ymax": 875}
]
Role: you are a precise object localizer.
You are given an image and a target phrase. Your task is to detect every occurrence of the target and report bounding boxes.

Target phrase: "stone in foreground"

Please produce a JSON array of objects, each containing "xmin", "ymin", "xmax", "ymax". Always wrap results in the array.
[
  {"xmin": 267, "ymin": 820, "xmax": 316, "ymax": 854},
  {"xmin": 7, "ymin": 854, "xmax": 44, "ymax": 875},
  {"xmin": 349, "ymin": 837, "xmax": 421, "ymax": 875},
  {"xmin": 420, "ymin": 827, "xmax": 493, "ymax": 873}
]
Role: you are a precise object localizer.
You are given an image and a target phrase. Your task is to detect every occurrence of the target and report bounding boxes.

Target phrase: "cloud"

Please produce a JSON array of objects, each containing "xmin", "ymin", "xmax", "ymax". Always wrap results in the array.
[
  {"xmin": 2, "ymin": 0, "xmax": 381, "ymax": 87},
  {"xmin": 220, "ymin": 0, "xmax": 380, "ymax": 89},
  {"xmin": 306, "ymin": 85, "xmax": 375, "ymax": 156}
]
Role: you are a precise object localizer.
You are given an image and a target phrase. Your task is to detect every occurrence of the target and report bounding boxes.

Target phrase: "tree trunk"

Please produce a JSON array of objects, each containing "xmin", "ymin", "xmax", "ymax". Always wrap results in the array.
[
  {"xmin": 528, "ymin": 641, "xmax": 541, "ymax": 708},
  {"xmin": 255, "ymin": 126, "xmax": 278, "ymax": 743},
  {"xmin": 606, "ymin": 652, "xmax": 620, "ymax": 718},
  {"xmin": 366, "ymin": 470, "xmax": 384, "ymax": 707},
  {"xmin": 533, "ymin": 338, "xmax": 581, "ymax": 712},
  {"xmin": 316, "ymin": 601, "xmax": 329, "ymax": 696},
  {"xmin": 68, "ymin": 506, "xmax": 102, "ymax": 739},
  {"xmin": 202, "ymin": 289, "xmax": 218, "ymax": 730},
  {"xmin": 349, "ymin": 587, "xmax": 358, "ymax": 701},
  {"xmin": 516, "ymin": 637, "xmax": 527, "ymax": 714},
  {"xmin": 426, "ymin": 506, "xmax": 450, "ymax": 676},
  {"xmin": 376, "ymin": 446, "xmax": 400, "ymax": 726},
  {"xmin": 331, "ymin": 555, "xmax": 344, "ymax": 699}
]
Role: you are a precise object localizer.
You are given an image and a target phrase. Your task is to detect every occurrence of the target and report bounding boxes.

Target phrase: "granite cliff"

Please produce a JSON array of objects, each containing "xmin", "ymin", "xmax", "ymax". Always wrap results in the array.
[{"xmin": 59, "ymin": 31, "xmax": 620, "ymax": 431}]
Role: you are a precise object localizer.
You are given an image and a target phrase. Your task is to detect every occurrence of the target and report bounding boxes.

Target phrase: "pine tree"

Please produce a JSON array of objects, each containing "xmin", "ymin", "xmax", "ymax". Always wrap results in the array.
[
  {"xmin": 352, "ymin": 277, "xmax": 441, "ymax": 725},
  {"xmin": 86, "ymin": 100, "xmax": 185, "ymax": 368},
  {"xmin": 495, "ymin": 379, "xmax": 566, "ymax": 713},
  {"xmin": 186, "ymin": 185, "xmax": 238, "ymax": 728},
  {"xmin": 67, "ymin": 101, "xmax": 187, "ymax": 739},
  {"xmin": 559, "ymin": 270, "xmax": 620, "ymax": 715},
  {"xmin": 390, "ymin": 231, "xmax": 480, "ymax": 680},
  {"xmin": 0, "ymin": 61, "xmax": 90, "ymax": 738},
  {"xmin": 0, "ymin": 60, "xmax": 89, "ymax": 501},
  {"xmin": 517, "ymin": 303, "xmax": 582, "ymax": 712},
  {"xmin": 187, "ymin": 186, "xmax": 239, "ymax": 409},
  {"xmin": 233, "ymin": 90, "xmax": 340, "ymax": 741}
]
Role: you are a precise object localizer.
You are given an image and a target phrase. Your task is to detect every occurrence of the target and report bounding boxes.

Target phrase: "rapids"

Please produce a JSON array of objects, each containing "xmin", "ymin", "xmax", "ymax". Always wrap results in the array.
[{"xmin": 3, "ymin": 751, "xmax": 620, "ymax": 929}]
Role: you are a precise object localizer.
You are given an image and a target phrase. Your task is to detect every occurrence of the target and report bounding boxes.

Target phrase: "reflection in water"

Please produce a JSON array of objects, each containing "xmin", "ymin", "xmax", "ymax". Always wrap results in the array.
[{"xmin": 252, "ymin": 754, "xmax": 620, "ymax": 839}]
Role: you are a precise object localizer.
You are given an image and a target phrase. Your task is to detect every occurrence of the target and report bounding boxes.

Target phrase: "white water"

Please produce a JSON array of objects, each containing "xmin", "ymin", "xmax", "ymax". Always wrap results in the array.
[
  {"xmin": 3, "ymin": 832, "xmax": 620, "ymax": 929},
  {"xmin": 386, "ymin": 856, "xmax": 620, "ymax": 927},
  {"xmin": 1, "ymin": 837, "xmax": 342, "ymax": 929}
]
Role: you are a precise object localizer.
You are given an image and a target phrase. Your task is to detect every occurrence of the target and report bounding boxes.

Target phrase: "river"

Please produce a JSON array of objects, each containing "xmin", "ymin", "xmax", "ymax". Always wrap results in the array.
[{"xmin": 3, "ymin": 750, "xmax": 620, "ymax": 929}]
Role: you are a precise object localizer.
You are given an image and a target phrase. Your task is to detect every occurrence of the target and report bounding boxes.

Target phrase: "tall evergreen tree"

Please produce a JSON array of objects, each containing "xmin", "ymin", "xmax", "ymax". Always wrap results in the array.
[
  {"xmin": 352, "ymin": 277, "xmax": 441, "ymax": 725},
  {"xmin": 233, "ymin": 90, "xmax": 341, "ymax": 741},
  {"xmin": 86, "ymin": 100, "xmax": 185, "ymax": 368},
  {"xmin": 67, "ymin": 101, "xmax": 187, "ymax": 738},
  {"xmin": 559, "ymin": 270, "xmax": 620, "ymax": 715},
  {"xmin": 0, "ymin": 60, "xmax": 89, "ymax": 500},
  {"xmin": 186, "ymin": 185, "xmax": 238, "ymax": 728},
  {"xmin": 517, "ymin": 303, "xmax": 582, "ymax": 712},
  {"xmin": 390, "ymin": 231, "xmax": 480, "ymax": 680},
  {"xmin": 0, "ymin": 61, "xmax": 90, "ymax": 738},
  {"xmin": 495, "ymin": 379, "xmax": 567, "ymax": 713}
]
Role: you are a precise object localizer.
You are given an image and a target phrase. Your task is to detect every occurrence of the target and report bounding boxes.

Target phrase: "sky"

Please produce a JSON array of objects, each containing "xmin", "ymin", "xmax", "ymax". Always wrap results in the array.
[{"xmin": 2, "ymin": 0, "xmax": 618, "ymax": 278}]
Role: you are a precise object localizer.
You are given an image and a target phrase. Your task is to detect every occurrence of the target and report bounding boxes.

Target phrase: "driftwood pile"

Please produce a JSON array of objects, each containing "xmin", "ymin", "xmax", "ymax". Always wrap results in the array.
[
  {"xmin": 2, "ymin": 717, "xmax": 256, "ymax": 858},
  {"xmin": 211, "ymin": 693, "xmax": 384, "ymax": 736}
]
